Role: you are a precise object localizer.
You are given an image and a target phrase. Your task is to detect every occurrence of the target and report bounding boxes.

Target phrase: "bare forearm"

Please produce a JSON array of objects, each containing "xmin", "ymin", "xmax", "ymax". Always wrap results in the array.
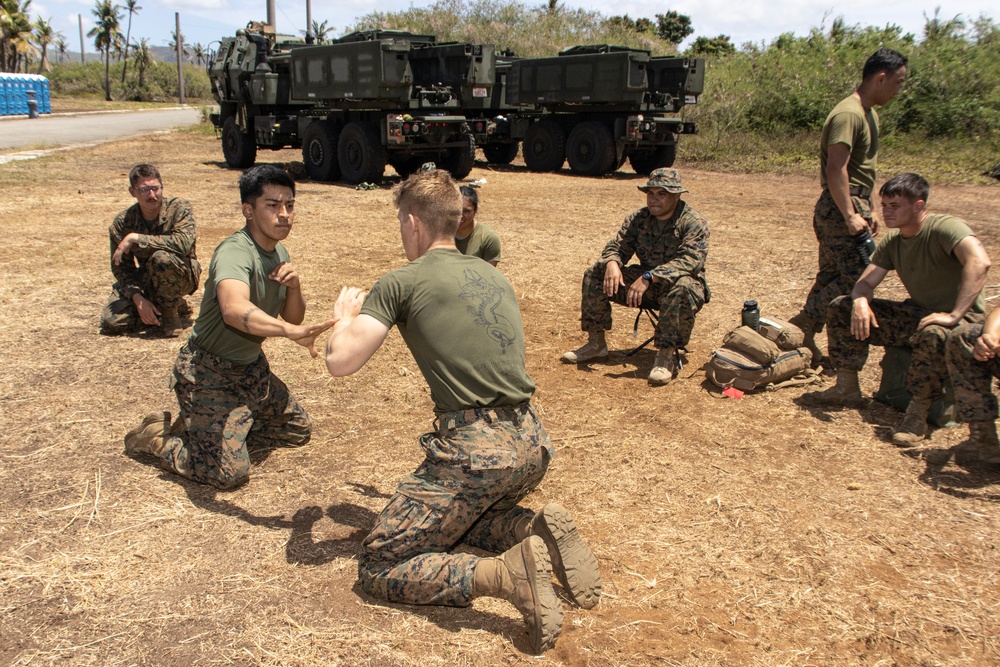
[
  {"xmin": 951, "ymin": 260, "xmax": 989, "ymax": 320},
  {"xmin": 280, "ymin": 286, "xmax": 306, "ymax": 325},
  {"xmin": 222, "ymin": 302, "xmax": 292, "ymax": 338}
]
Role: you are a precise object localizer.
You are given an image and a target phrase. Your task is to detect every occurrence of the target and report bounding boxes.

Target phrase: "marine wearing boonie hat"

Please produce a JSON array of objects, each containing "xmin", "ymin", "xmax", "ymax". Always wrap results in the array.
[{"xmin": 638, "ymin": 167, "xmax": 688, "ymax": 194}]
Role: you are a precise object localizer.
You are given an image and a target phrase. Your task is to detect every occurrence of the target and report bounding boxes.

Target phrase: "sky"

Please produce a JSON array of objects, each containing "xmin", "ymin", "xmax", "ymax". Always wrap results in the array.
[{"xmin": 29, "ymin": 0, "xmax": 997, "ymax": 55}]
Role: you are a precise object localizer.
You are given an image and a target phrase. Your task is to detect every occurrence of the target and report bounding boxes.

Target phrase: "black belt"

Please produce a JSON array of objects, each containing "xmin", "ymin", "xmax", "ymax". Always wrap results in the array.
[{"xmin": 849, "ymin": 185, "xmax": 872, "ymax": 198}]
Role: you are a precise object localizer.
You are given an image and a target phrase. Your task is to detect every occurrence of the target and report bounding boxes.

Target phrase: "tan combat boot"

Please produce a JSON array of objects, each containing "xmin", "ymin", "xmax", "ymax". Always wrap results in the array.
[
  {"xmin": 124, "ymin": 411, "xmax": 172, "ymax": 456},
  {"xmin": 561, "ymin": 331, "xmax": 608, "ymax": 363},
  {"xmin": 517, "ymin": 504, "xmax": 601, "ymax": 609},
  {"xmin": 968, "ymin": 420, "xmax": 1000, "ymax": 467},
  {"xmin": 891, "ymin": 398, "xmax": 931, "ymax": 447},
  {"xmin": 648, "ymin": 347, "xmax": 677, "ymax": 385},
  {"xmin": 473, "ymin": 536, "xmax": 563, "ymax": 654},
  {"xmin": 158, "ymin": 301, "xmax": 184, "ymax": 338},
  {"xmin": 800, "ymin": 370, "xmax": 865, "ymax": 408}
]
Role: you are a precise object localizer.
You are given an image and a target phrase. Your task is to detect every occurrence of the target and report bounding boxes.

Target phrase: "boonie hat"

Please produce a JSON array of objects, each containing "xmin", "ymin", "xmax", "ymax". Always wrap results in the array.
[{"xmin": 638, "ymin": 167, "xmax": 688, "ymax": 194}]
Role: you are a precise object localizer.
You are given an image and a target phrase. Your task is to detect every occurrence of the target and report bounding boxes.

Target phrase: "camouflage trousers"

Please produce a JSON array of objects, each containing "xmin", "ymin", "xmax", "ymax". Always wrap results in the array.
[
  {"xmin": 946, "ymin": 322, "xmax": 1000, "ymax": 422},
  {"xmin": 797, "ymin": 190, "xmax": 873, "ymax": 333},
  {"xmin": 155, "ymin": 342, "xmax": 311, "ymax": 489},
  {"xmin": 359, "ymin": 402, "xmax": 554, "ymax": 607},
  {"xmin": 827, "ymin": 295, "xmax": 984, "ymax": 401},
  {"xmin": 100, "ymin": 251, "xmax": 200, "ymax": 334},
  {"xmin": 580, "ymin": 263, "xmax": 707, "ymax": 349}
]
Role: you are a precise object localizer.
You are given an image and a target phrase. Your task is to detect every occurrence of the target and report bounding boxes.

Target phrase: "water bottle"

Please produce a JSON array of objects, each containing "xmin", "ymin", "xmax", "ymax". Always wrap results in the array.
[
  {"xmin": 855, "ymin": 229, "xmax": 876, "ymax": 266},
  {"xmin": 741, "ymin": 300, "xmax": 760, "ymax": 331}
]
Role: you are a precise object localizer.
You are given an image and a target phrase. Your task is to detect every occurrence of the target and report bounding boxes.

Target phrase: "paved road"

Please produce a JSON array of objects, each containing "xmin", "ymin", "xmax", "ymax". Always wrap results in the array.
[{"xmin": 0, "ymin": 107, "xmax": 202, "ymax": 151}]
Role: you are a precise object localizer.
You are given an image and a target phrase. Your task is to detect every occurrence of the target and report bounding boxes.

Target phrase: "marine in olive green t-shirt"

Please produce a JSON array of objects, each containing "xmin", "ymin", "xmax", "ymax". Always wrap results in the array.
[
  {"xmin": 360, "ymin": 248, "xmax": 533, "ymax": 414},
  {"xmin": 872, "ymin": 213, "xmax": 985, "ymax": 315},
  {"xmin": 819, "ymin": 94, "xmax": 879, "ymax": 191},
  {"xmin": 455, "ymin": 221, "xmax": 502, "ymax": 264},
  {"xmin": 189, "ymin": 227, "xmax": 290, "ymax": 365}
]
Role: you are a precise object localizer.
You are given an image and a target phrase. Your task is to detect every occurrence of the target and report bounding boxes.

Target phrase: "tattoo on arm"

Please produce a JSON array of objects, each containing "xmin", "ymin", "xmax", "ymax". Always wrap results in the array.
[{"xmin": 242, "ymin": 307, "xmax": 258, "ymax": 333}]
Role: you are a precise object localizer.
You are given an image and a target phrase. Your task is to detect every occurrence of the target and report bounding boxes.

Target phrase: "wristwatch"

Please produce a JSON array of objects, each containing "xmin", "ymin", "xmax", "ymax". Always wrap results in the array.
[{"xmin": 642, "ymin": 271, "xmax": 653, "ymax": 283}]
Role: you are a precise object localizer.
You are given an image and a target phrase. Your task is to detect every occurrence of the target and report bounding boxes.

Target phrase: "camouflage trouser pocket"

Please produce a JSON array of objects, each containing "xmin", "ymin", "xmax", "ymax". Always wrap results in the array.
[
  {"xmin": 851, "ymin": 195, "xmax": 873, "ymax": 223},
  {"xmin": 468, "ymin": 447, "xmax": 518, "ymax": 470}
]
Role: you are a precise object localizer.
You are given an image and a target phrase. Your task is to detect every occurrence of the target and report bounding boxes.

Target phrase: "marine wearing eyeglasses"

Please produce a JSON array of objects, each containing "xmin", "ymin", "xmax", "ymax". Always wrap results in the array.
[{"xmin": 100, "ymin": 163, "xmax": 202, "ymax": 337}]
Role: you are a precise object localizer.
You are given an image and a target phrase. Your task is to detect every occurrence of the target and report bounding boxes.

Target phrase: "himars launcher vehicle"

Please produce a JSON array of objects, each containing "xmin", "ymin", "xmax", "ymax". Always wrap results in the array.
[{"xmin": 207, "ymin": 22, "xmax": 704, "ymax": 184}]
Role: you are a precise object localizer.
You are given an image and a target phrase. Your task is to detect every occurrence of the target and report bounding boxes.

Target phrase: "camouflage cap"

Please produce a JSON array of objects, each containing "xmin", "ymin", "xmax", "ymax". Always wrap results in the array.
[{"xmin": 637, "ymin": 167, "xmax": 688, "ymax": 194}]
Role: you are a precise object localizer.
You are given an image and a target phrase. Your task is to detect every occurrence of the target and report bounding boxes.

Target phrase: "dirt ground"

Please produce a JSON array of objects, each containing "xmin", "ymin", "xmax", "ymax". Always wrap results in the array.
[{"xmin": 1, "ymin": 129, "xmax": 998, "ymax": 667}]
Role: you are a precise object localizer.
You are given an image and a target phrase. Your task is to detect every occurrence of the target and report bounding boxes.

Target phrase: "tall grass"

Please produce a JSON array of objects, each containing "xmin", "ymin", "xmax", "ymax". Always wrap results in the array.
[{"xmin": 46, "ymin": 60, "xmax": 211, "ymax": 102}]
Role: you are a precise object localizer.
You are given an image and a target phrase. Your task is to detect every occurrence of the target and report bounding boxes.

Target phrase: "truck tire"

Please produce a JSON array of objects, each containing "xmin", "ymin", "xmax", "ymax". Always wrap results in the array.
[
  {"xmin": 522, "ymin": 119, "xmax": 566, "ymax": 172},
  {"xmin": 338, "ymin": 122, "xmax": 386, "ymax": 185},
  {"xmin": 482, "ymin": 142, "xmax": 519, "ymax": 165},
  {"xmin": 301, "ymin": 121, "xmax": 342, "ymax": 182},
  {"xmin": 628, "ymin": 143, "xmax": 678, "ymax": 175},
  {"xmin": 441, "ymin": 135, "xmax": 476, "ymax": 180},
  {"xmin": 566, "ymin": 121, "xmax": 616, "ymax": 176},
  {"xmin": 222, "ymin": 116, "xmax": 257, "ymax": 169}
]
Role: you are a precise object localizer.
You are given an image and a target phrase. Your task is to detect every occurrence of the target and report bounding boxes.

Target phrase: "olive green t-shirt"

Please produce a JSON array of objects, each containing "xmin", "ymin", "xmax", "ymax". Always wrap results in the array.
[
  {"xmin": 819, "ymin": 94, "xmax": 879, "ymax": 191},
  {"xmin": 455, "ymin": 222, "xmax": 502, "ymax": 264},
  {"xmin": 189, "ymin": 227, "xmax": 289, "ymax": 365},
  {"xmin": 872, "ymin": 214, "xmax": 984, "ymax": 314},
  {"xmin": 360, "ymin": 248, "xmax": 534, "ymax": 414}
]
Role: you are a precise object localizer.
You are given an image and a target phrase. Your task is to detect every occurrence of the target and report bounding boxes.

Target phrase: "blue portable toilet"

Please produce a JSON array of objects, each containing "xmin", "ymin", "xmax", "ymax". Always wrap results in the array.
[
  {"xmin": 0, "ymin": 74, "xmax": 8, "ymax": 116},
  {"xmin": 11, "ymin": 74, "xmax": 27, "ymax": 114},
  {"xmin": 23, "ymin": 74, "xmax": 50, "ymax": 114}
]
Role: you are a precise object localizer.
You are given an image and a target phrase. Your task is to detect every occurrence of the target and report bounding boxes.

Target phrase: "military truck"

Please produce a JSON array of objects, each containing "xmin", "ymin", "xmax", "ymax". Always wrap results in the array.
[
  {"xmin": 207, "ymin": 24, "xmax": 490, "ymax": 183},
  {"xmin": 471, "ymin": 45, "xmax": 704, "ymax": 176}
]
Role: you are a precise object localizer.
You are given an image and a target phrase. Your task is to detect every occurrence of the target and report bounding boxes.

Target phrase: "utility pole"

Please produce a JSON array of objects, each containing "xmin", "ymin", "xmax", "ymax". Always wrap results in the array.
[
  {"xmin": 306, "ymin": 0, "xmax": 313, "ymax": 43},
  {"xmin": 78, "ymin": 15, "xmax": 85, "ymax": 64},
  {"xmin": 175, "ymin": 13, "xmax": 185, "ymax": 104},
  {"xmin": 267, "ymin": 0, "xmax": 276, "ymax": 31}
]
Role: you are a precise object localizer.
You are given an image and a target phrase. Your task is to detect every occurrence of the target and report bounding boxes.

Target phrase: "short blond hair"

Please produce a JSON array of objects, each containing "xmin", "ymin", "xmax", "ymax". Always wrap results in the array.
[{"xmin": 392, "ymin": 169, "xmax": 462, "ymax": 240}]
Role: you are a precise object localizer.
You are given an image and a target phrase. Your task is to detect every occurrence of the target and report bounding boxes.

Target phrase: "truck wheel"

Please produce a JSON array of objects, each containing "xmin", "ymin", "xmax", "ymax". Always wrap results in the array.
[
  {"xmin": 629, "ymin": 143, "xmax": 678, "ymax": 175},
  {"xmin": 522, "ymin": 119, "xmax": 566, "ymax": 172},
  {"xmin": 338, "ymin": 122, "xmax": 386, "ymax": 185},
  {"xmin": 482, "ymin": 142, "xmax": 519, "ymax": 165},
  {"xmin": 222, "ymin": 116, "xmax": 257, "ymax": 169},
  {"xmin": 567, "ymin": 121, "xmax": 615, "ymax": 176},
  {"xmin": 301, "ymin": 122, "xmax": 342, "ymax": 182},
  {"xmin": 441, "ymin": 135, "xmax": 476, "ymax": 180}
]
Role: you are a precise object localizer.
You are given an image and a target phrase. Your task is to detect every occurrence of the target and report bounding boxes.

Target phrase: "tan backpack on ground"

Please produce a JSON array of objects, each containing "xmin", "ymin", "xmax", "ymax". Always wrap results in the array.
[{"xmin": 705, "ymin": 318, "xmax": 818, "ymax": 392}]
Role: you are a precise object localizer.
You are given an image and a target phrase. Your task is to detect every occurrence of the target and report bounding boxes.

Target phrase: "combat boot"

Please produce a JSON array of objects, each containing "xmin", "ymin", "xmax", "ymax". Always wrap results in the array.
[
  {"xmin": 968, "ymin": 420, "xmax": 1000, "ymax": 467},
  {"xmin": 516, "ymin": 504, "xmax": 601, "ymax": 609},
  {"xmin": 158, "ymin": 301, "xmax": 185, "ymax": 338},
  {"xmin": 124, "ymin": 411, "xmax": 172, "ymax": 457},
  {"xmin": 648, "ymin": 347, "xmax": 677, "ymax": 385},
  {"xmin": 800, "ymin": 370, "xmax": 865, "ymax": 408},
  {"xmin": 561, "ymin": 331, "xmax": 608, "ymax": 363},
  {"xmin": 473, "ymin": 536, "xmax": 563, "ymax": 654},
  {"xmin": 891, "ymin": 398, "xmax": 931, "ymax": 447}
]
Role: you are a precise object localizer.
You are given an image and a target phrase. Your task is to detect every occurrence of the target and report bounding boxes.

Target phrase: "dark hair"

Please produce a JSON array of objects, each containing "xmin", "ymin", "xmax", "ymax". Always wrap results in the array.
[
  {"xmin": 862, "ymin": 48, "xmax": 908, "ymax": 80},
  {"xmin": 129, "ymin": 163, "xmax": 161, "ymax": 186},
  {"xmin": 880, "ymin": 172, "xmax": 929, "ymax": 202},
  {"xmin": 239, "ymin": 165, "xmax": 295, "ymax": 203},
  {"xmin": 393, "ymin": 169, "xmax": 462, "ymax": 240},
  {"xmin": 459, "ymin": 185, "xmax": 479, "ymax": 211}
]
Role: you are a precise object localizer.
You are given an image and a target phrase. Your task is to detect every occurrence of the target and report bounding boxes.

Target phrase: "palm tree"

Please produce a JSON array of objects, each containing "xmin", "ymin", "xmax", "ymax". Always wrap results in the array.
[
  {"xmin": 191, "ymin": 41, "xmax": 206, "ymax": 67},
  {"xmin": 120, "ymin": 0, "xmax": 139, "ymax": 82},
  {"xmin": 168, "ymin": 27, "xmax": 189, "ymax": 61},
  {"xmin": 88, "ymin": 0, "xmax": 123, "ymax": 101},
  {"xmin": 131, "ymin": 36, "xmax": 151, "ymax": 88},
  {"xmin": 55, "ymin": 33, "xmax": 67, "ymax": 63},
  {"xmin": 32, "ymin": 16, "xmax": 52, "ymax": 73},
  {"xmin": 1, "ymin": 0, "xmax": 34, "ymax": 72},
  {"xmin": 305, "ymin": 19, "xmax": 329, "ymax": 43}
]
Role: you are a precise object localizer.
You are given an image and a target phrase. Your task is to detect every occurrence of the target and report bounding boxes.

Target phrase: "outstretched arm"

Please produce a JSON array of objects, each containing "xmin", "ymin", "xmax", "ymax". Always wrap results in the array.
[
  {"xmin": 217, "ymin": 279, "xmax": 335, "ymax": 357},
  {"xmin": 325, "ymin": 287, "xmax": 390, "ymax": 376}
]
